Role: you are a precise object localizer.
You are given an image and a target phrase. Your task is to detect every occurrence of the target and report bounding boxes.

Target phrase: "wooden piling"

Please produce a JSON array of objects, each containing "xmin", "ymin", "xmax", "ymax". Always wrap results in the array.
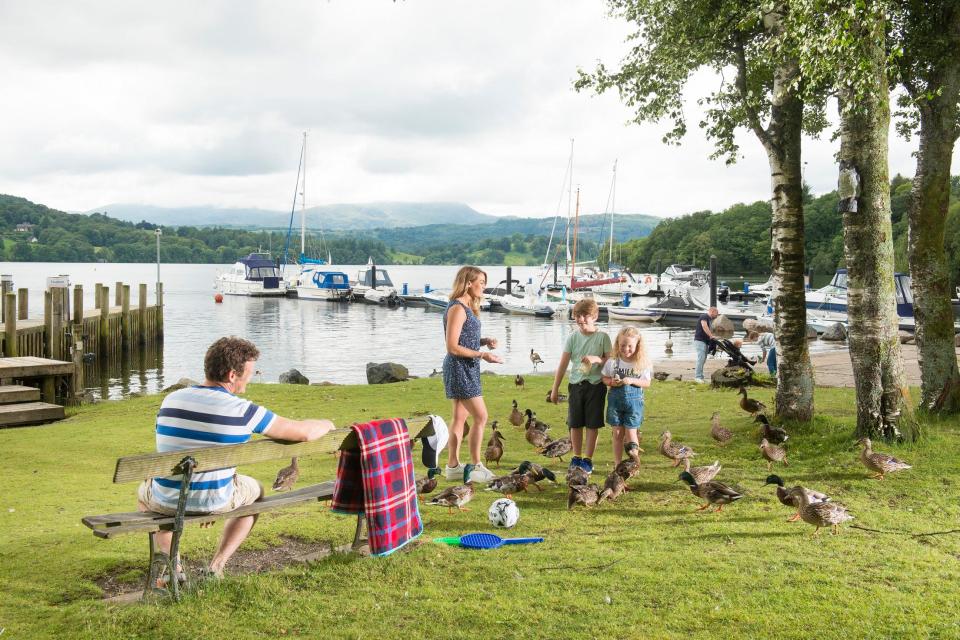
[
  {"xmin": 156, "ymin": 282, "xmax": 164, "ymax": 337},
  {"xmin": 17, "ymin": 288, "xmax": 27, "ymax": 320},
  {"xmin": 121, "ymin": 285, "xmax": 131, "ymax": 351},
  {"xmin": 44, "ymin": 290, "xmax": 52, "ymax": 357},
  {"xmin": 95, "ymin": 283, "xmax": 102, "ymax": 309},
  {"xmin": 3, "ymin": 293, "xmax": 17, "ymax": 357},
  {"xmin": 99, "ymin": 286, "xmax": 110, "ymax": 356},
  {"xmin": 69, "ymin": 323, "xmax": 84, "ymax": 405},
  {"xmin": 115, "ymin": 281, "xmax": 122, "ymax": 307},
  {"xmin": 138, "ymin": 284, "xmax": 147, "ymax": 345},
  {"xmin": 73, "ymin": 285, "xmax": 83, "ymax": 324},
  {"xmin": 50, "ymin": 288, "xmax": 65, "ymax": 360}
]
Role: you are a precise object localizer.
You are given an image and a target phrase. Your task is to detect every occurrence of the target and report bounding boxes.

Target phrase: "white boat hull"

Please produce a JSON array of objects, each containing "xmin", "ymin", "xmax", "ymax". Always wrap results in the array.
[
  {"xmin": 363, "ymin": 288, "xmax": 399, "ymax": 304},
  {"xmin": 216, "ymin": 276, "xmax": 287, "ymax": 296},
  {"xmin": 607, "ymin": 307, "xmax": 664, "ymax": 322},
  {"xmin": 295, "ymin": 286, "xmax": 350, "ymax": 301}
]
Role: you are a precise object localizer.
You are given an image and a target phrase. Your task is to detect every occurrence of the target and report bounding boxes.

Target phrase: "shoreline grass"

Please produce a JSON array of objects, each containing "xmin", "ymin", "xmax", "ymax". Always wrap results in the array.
[{"xmin": 1, "ymin": 376, "xmax": 959, "ymax": 639}]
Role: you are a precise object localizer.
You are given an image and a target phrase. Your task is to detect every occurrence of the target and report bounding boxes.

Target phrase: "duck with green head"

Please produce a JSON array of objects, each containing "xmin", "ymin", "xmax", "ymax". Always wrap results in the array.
[{"xmin": 679, "ymin": 470, "xmax": 743, "ymax": 512}]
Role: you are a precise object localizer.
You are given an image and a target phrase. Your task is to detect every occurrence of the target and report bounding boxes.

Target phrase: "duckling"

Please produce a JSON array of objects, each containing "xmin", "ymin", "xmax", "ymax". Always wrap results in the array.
[
  {"xmin": 755, "ymin": 414, "xmax": 789, "ymax": 444},
  {"xmin": 683, "ymin": 458, "xmax": 721, "ymax": 485},
  {"xmin": 485, "ymin": 472, "xmax": 531, "ymax": 499},
  {"xmin": 428, "ymin": 468, "xmax": 476, "ymax": 513},
  {"xmin": 272, "ymin": 457, "xmax": 300, "ymax": 492},
  {"xmin": 763, "ymin": 475, "xmax": 830, "ymax": 522},
  {"xmin": 540, "ymin": 437, "xmax": 573, "ymax": 462},
  {"xmin": 530, "ymin": 349, "xmax": 544, "ymax": 370},
  {"xmin": 653, "ymin": 371, "xmax": 670, "ymax": 382},
  {"xmin": 524, "ymin": 409, "xmax": 551, "ymax": 432},
  {"xmin": 416, "ymin": 467, "xmax": 441, "ymax": 495},
  {"xmin": 566, "ymin": 465, "xmax": 590, "ymax": 487},
  {"xmin": 515, "ymin": 374, "xmax": 525, "ymax": 391},
  {"xmin": 567, "ymin": 483, "xmax": 602, "ymax": 509},
  {"xmin": 514, "ymin": 460, "xmax": 557, "ymax": 490},
  {"xmin": 738, "ymin": 387, "xmax": 767, "ymax": 416},
  {"xmin": 485, "ymin": 424, "xmax": 505, "ymax": 468},
  {"xmin": 598, "ymin": 470, "xmax": 627, "ymax": 504},
  {"xmin": 709, "ymin": 412, "xmax": 733, "ymax": 445},
  {"xmin": 678, "ymin": 470, "xmax": 744, "ymax": 512},
  {"xmin": 614, "ymin": 444, "xmax": 641, "ymax": 481},
  {"xmin": 665, "ymin": 330, "xmax": 673, "ymax": 354},
  {"xmin": 759, "ymin": 438, "xmax": 788, "ymax": 471},
  {"xmin": 858, "ymin": 437, "xmax": 912, "ymax": 480},
  {"xmin": 509, "ymin": 400, "xmax": 524, "ymax": 426},
  {"xmin": 789, "ymin": 486, "xmax": 853, "ymax": 535},
  {"xmin": 659, "ymin": 431, "xmax": 696, "ymax": 467}
]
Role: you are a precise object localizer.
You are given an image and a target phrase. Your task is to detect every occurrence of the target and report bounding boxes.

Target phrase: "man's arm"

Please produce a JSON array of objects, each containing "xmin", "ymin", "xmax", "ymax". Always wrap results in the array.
[
  {"xmin": 700, "ymin": 318, "xmax": 714, "ymax": 339},
  {"xmin": 265, "ymin": 416, "xmax": 336, "ymax": 442}
]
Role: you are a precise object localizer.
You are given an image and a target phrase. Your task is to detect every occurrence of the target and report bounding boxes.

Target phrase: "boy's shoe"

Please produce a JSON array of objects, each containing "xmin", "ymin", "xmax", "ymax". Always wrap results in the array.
[
  {"xmin": 581, "ymin": 458, "xmax": 594, "ymax": 474},
  {"xmin": 568, "ymin": 456, "xmax": 583, "ymax": 471},
  {"xmin": 466, "ymin": 463, "xmax": 495, "ymax": 483},
  {"xmin": 444, "ymin": 463, "xmax": 465, "ymax": 481},
  {"xmin": 695, "ymin": 378, "xmax": 706, "ymax": 384}
]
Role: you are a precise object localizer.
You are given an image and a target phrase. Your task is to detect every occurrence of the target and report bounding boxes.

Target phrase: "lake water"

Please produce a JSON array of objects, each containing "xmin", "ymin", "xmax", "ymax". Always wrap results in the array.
[{"xmin": 0, "ymin": 262, "xmax": 845, "ymax": 399}]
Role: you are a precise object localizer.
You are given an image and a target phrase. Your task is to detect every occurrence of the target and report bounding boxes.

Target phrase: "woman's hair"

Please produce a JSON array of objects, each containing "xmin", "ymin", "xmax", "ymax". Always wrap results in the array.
[
  {"xmin": 572, "ymin": 298, "xmax": 599, "ymax": 318},
  {"xmin": 449, "ymin": 266, "xmax": 487, "ymax": 315},
  {"xmin": 204, "ymin": 336, "xmax": 259, "ymax": 382},
  {"xmin": 613, "ymin": 326, "xmax": 650, "ymax": 370}
]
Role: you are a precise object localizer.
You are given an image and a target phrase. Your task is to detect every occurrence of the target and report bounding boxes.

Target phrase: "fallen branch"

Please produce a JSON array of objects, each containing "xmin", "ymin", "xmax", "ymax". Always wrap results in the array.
[
  {"xmin": 540, "ymin": 559, "xmax": 623, "ymax": 572},
  {"xmin": 912, "ymin": 529, "xmax": 960, "ymax": 538},
  {"xmin": 851, "ymin": 524, "xmax": 960, "ymax": 538}
]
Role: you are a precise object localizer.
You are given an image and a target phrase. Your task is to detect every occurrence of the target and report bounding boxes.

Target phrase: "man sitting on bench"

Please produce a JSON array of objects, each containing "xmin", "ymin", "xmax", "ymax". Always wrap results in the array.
[{"xmin": 137, "ymin": 336, "xmax": 335, "ymax": 579}]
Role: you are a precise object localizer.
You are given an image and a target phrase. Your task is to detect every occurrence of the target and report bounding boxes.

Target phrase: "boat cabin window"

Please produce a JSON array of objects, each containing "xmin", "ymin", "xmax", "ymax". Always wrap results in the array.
[
  {"xmin": 895, "ymin": 275, "xmax": 913, "ymax": 304},
  {"xmin": 359, "ymin": 270, "xmax": 394, "ymax": 287},
  {"xmin": 247, "ymin": 266, "xmax": 280, "ymax": 280},
  {"xmin": 830, "ymin": 271, "xmax": 848, "ymax": 289}
]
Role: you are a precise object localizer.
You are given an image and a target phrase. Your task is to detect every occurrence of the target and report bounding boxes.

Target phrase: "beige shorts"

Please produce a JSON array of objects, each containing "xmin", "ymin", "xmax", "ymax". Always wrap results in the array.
[{"xmin": 138, "ymin": 474, "xmax": 263, "ymax": 516}]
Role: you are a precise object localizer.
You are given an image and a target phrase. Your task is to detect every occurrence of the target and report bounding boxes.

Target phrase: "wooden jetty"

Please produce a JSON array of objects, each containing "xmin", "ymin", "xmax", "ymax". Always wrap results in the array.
[
  {"xmin": 0, "ymin": 357, "xmax": 71, "ymax": 427},
  {"xmin": 0, "ymin": 281, "xmax": 164, "ymax": 415}
]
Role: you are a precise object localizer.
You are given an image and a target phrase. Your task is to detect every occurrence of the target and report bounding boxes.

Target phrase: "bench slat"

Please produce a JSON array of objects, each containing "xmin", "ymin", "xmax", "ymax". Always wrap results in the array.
[
  {"xmin": 113, "ymin": 418, "xmax": 434, "ymax": 483},
  {"xmin": 84, "ymin": 481, "xmax": 336, "ymax": 538}
]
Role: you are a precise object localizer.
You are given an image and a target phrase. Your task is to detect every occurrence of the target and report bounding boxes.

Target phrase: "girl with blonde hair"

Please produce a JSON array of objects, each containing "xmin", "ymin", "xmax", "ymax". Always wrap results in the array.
[
  {"xmin": 441, "ymin": 266, "xmax": 503, "ymax": 483},
  {"xmin": 601, "ymin": 326, "xmax": 652, "ymax": 464}
]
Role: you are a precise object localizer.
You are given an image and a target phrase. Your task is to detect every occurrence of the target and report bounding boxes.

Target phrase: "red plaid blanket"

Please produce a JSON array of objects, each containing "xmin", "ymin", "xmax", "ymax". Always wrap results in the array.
[{"xmin": 331, "ymin": 418, "xmax": 422, "ymax": 556}]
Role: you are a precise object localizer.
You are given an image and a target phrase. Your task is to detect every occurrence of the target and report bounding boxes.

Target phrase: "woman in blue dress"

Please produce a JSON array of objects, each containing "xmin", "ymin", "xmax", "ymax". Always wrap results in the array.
[{"xmin": 442, "ymin": 266, "xmax": 502, "ymax": 483}]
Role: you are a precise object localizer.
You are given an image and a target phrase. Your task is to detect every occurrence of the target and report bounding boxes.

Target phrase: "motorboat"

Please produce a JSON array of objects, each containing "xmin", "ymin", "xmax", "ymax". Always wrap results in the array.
[
  {"xmin": 215, "ymin": 253, "xmax": 288, "ymax": 296},
  {"xmin": 806, "ymin": 269, "xmax": 915, "ymax": 318},
  {"xmin": 607, "ymin": 306, "xmax": 664, "ymax": 322},
  {"xmin": 295, "ymin": 268, "xmax": 351, "ymax": 301},
  {"xmin": 499, "ymin": 292, "xmax": 557, "ymax": 317},
  {"xmin": 353, "ymin": 264, "xmax": 400, "ymax": 304}
]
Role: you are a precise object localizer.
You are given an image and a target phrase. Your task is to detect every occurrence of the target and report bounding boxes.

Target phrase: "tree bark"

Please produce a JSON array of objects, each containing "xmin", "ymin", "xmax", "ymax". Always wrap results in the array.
[
  {"xmin": 905, "ymin": 4, "xmax": 960, "ymax": 412},
  {"xmin": 838, "ymin": 9, "xmax": 913, "ymax": 440}
]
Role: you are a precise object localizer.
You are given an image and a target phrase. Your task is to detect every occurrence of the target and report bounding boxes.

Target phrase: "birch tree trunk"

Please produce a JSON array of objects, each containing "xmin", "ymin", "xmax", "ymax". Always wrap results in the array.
[
  {"xmin": 905, "ymin": 5, "xmax": 960, "ymax": 412},
  {"xmin": 837, "ymin": 9, "xmax": 913, "ymax": 440}
]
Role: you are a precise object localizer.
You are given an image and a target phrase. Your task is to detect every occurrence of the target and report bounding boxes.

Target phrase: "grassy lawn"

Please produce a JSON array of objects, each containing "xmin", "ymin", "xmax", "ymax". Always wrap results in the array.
[{"xmin": 1, "ymin": 376, "xmax": 959, "ymax": 639}]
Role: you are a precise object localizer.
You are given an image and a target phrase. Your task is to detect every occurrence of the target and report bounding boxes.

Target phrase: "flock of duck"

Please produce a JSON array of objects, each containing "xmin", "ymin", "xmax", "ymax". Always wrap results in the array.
[{"xmin": 422, "ymin": 386, "xmax": 914, "ymax": 536}]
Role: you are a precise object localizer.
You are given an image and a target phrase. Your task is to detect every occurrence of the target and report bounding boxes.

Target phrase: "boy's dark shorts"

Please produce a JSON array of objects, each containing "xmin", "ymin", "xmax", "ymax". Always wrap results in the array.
[{"xmin": 567, "ymin": 381, "xmax": 607, "ymax": 429}]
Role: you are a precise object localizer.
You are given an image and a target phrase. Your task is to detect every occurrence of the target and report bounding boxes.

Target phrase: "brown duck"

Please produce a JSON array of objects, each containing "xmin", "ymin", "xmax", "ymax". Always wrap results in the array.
[
  {"xmin": 598, "ymin": 470, "xmax": 627, "ymax": 503},
  {"xmin": 789, "ymin": 486, "xmax": 853, "ymax": 535},
  {"xmin": 415, "ymin": 468, "xmax": 441, "ymax": 495},
  {"xmin": 567, "ymin": 483, "xmax": 601, "ymax": 509},
  {"xmin": 858, "ymin": 437, "xmax": 912, "ymax": 480},
  {"xmin": 272, "ymin": 457, "xmax": 300, "ymax": 492},
  {"xmin": 513, "ymin": 460, "xmax": 557, "ymax": 489},
  {"xmin": 755, "ymin": 414, "xmax": 789, "ymax": 444},
  {"xmin": 709, "ymin": 412, "xmax": 733, "ymax": 445},
  {"xmin": 738, "ymin": 387, "xmax": 767, "ymax": 416},
  {"xmin": 614, "ymin": 445, "xmax": 641, "ymax": 481},
  {"xmin": 659, "ymin": 431, "xmax": 696, "ymax": 467},
  {"xmin": 683, "ymin": 458, "xmax": 721, "ymax": 485},
  {"xmin": 485, "ymin": 423, "xmax": 505, "ymax": 468},
  {"xmin": 485, "ymin": 472, "xmax": 531, "ymax": 499},
  {"xmin": 760, "ymin": 438, "xmax": 788, "ymax": 471},
  {"xmin": 428, "ymin": 481, "xmax": 475, "ymax": 513},
  {"xmin": 509, "ymin": 400, "xmax": 524, "ymax": 427},
  {"xmin": 566, "ymin": 465, "xmax": 590, "ymax": 487},
  {"xmin": 514, "ymin": 374, "xmax": 525, "ymax": 391},
  {"xmin": 540, "ymin": 437, "xmax": 573, "ymax": 462},
  {"xmin": 764, "ymin": 475, "xmax": 830, "ymax": 522}
]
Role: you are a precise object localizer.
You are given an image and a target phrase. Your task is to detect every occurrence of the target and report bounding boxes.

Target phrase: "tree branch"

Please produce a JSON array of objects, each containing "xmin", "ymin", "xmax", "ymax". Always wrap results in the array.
[{"xmin": 733, "ymin": 35, "xmax": 772, "ymax": 149}]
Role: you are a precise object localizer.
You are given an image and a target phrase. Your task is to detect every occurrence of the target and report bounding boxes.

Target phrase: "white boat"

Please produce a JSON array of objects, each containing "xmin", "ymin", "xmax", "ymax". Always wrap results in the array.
[
  {"xmin": 216, "ymin": 253, "xmax": 288, "ymax": 296},
  {"xmin": 423, "ymin": 289, "xmax": 491, "ymax": 311},
  {"xmin": 499, "ymin": 292, "xmax": 557, "ymax": 317},
  {"xmin": 607, "ymin": 305, "xmax": 664, "ymax": 322},
  {"xmin": 295, "ymin": 268, "xmax": 351, "ymax": 301},
  {"xmin": 353, "ymin": 263, "xmax": 398, "ymax": 303}
]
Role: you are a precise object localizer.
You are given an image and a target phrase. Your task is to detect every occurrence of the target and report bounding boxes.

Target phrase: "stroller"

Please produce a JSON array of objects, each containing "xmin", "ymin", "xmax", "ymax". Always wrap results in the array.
[{"xmin": 708, "ymin": 338, "xmax": 757, "ymax": 371}]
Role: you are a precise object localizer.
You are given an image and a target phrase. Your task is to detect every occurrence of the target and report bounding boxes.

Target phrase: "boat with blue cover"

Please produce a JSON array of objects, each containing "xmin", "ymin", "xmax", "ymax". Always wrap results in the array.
[
  {"xmin": 215, "ymin": 252, "xmax": 288, "ymax": 296},
  {"xmin": 295, "ymin": 268, "xmax": 351, "ymax": 301}
]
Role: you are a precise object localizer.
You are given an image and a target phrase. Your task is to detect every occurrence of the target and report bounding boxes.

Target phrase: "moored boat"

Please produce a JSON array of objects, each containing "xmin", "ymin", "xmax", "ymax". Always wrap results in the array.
[
  {"xmin": 216, "ymin": 253, "xmax": 288, "ymax": 296},
  {"xmin": 295, "ymin": 268, "xmax": 351, "ymax": 301}
]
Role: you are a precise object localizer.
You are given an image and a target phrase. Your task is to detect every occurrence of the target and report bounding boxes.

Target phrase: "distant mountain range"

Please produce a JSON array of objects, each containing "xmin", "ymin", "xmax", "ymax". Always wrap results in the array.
[{"xmin": 84, "ymin": 202, "xmax": 498, "ymax": 230}]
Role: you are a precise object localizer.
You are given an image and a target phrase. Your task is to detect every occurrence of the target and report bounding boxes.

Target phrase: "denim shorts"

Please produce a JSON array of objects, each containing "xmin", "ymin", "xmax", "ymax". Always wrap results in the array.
[{"xmin": 606, "ymin": 387, "xmax": 644, "ymax": 429}]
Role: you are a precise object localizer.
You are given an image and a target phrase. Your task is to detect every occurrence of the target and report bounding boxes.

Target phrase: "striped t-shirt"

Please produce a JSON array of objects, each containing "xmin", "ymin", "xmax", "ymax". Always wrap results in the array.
[{"xmin": 151, "ymin": 385, "xmax": 276, "ymax": 513}]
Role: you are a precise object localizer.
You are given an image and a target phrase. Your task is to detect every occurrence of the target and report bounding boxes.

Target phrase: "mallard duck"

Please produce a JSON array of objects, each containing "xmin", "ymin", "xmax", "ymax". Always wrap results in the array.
[
  {"xmin": 598, "ymin": 471, "xmax": 627, "ymax": 504},
  {"xmin": 272, "ymin": 457, "xmax": 300, "ymax": 492},
  {"xmin": 428, "ymin": 472, "xmax": 475, "ymax": 513},
  {"xmin": 683, "ymin": 458, "xmax": 721, "ymax": 485},
  {"xmin": 566, "ymin": 465, "xmax": 590, "ymax": 487},
  {"xmin": 567, "ymin": 483, "xmax": 601, "ymax": 509},
  {"xmin": 789, "ymin": 486, "xmax": 853, "ymax": 535},
  {"xmin": 540, "ymin": 437, "xmax": 572, "ymax": 462},
  {"xmin": 659, "ymin": 431, "xmax": 696, "ymax": 467},
  {"xmin": 760, "ymin": 438, "xmax": 788, "ymax": 471},
  {"xmin": 485, "ymin": 424, "xmax": 504, "ymax": 467},
  {"xmin": 524, "ymin": 409, "xmax": 550, "ymax": 432},
  {"xmin": 653, "ymin": 371, "xmax": 670, "ymax": 382},
  {"xmin": 530, "ymin": 349, "xmax": 544, "ymax": 370},
  {"xmin": 764, "ymin": 475, "xmax": 830, "ymax": 522},
  {"xmin": 526, "ymin": 425, "xmax": 553, "ymax": 449},
  {"xmin": 485, "ymin": 472, "xmax": 530, "ymax": 499},
  {"xmin": 416, "ymin": 468, "xmax": 441, "ymax": 495},
  {"xmin": 738, "ymin": 387, "xmax": 767, "ymax": 416},
  {"xmin": 755, "ymin": 414, "xmax": 789, "ymax": 444},
  {"xmin": 511, "ymin": 461, "xmax": 554, "ymax": 491},
  {"xmin": 509, "ymin": 400, "xmax": 524, "ymax": 426},
  {"xmin": 614, "ymin": 445, "xmax": 641, "ymax": 481},
  {"xmin": 858, "ymin": 438, "xmax": 912, "ymax": 480},
  {"xmin": 710, "ymin": 412, "xmax": 733, "ymax": 445},
  {"xmin": 678, "ymin": 470, "xmax": 743, "ymax": 512},
  {"xmin": 515, "ymin": 374, "xmax": 525, "ymax": 391}
]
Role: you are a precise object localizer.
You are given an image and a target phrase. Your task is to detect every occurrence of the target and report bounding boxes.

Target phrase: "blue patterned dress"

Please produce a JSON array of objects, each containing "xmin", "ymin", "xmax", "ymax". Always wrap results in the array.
[{"xmin": 442, "ymin": 300, "xmax": 482, "ymax": 399}]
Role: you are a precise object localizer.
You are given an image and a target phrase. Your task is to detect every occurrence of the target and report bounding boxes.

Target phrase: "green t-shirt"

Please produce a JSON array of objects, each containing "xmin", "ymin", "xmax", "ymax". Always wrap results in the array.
[{"xmin": 564, "ymin": 330, "xmax": 613, "ymax": 384}]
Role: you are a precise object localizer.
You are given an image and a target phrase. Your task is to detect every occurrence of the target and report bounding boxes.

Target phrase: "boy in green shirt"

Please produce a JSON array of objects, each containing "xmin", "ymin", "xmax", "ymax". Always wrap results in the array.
[{"xmin": 550, "ymin": 299, "xmax": 613, "ymax": 474}]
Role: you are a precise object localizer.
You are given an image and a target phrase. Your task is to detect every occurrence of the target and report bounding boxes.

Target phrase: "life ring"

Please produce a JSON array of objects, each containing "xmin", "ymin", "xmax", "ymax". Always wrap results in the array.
[{"xmin": 644, "ymin": 276, "xmax": 653, "ymax": 284}]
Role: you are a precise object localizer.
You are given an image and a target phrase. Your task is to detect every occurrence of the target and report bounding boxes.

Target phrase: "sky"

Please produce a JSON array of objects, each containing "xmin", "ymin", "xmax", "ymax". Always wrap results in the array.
[{"xmin": 0, "ymin": 1, "xmax": 955, "ymax": 220}]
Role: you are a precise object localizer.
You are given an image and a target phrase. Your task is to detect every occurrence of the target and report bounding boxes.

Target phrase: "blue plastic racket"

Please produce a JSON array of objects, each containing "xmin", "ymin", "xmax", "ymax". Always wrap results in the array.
[{"xmin": 433, "ymin": 533, "xmax": 544, "ymax": 549}]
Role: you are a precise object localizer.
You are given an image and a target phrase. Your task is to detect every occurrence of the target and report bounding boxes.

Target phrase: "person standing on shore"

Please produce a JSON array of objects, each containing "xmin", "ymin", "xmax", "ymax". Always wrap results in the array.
[
  {"xmin": 441, "ymin": 266, "xmax": 502, "ymax": 483},
  {"xmin": 694, "ymin": 307, "xmax": 719, "ymax": 383}
]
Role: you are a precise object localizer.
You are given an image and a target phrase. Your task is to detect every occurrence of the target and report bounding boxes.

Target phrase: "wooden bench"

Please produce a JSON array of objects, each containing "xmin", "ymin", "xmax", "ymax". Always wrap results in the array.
[{"xmin": 83, "ymin": 418, "xmax": 435, "ymax": 601}]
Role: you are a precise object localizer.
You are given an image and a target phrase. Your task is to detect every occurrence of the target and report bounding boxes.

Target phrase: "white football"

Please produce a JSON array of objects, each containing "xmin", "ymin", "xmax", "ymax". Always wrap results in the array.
[{"xmin": 487, "ymin": 498, "xmax": 520, "ymax": 529}]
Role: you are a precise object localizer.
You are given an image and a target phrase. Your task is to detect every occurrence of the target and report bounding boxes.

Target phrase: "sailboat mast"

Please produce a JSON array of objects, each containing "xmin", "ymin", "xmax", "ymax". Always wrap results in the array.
[
  {"xmin": 571, "ymin": 187, "xmax": 580, "ymax": 288},
  {"xmin": 565, "ymin": 139, "xmax": 573, "ymax": 275},
  {"xmin": 608, "ymin": 159, "xmax": 617, "ymax": 268},
  {"xmin": 300, "ymin": 131, "xmax": 307, "ymax": 257}
]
